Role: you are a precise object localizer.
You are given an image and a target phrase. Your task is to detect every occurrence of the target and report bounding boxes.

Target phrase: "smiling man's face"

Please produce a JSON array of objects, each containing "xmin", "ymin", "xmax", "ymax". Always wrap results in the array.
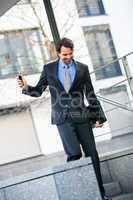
[{"xmin": 59, "ymin": 46, "xmax": 73, "ymax": 64}]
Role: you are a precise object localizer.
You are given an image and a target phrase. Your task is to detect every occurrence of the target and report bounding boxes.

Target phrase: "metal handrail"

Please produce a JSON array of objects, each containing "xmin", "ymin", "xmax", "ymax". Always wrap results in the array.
[
  {"xmin": 97, "ymin": 95, "xmax": 133, "ymax": 112},
  {"xmin": 88, "ymin": 51, "xmax": 133, "ymax": 112},
  {"xmin": 103, "ymin": 99, "xmax": 133, "ymax": 113},
  {"xmin": 89, "ymin": 51, "xmax": 133, "ymax": 75},
  {"xmin": 96, "ymin": 76, "xmax": 133, "ymax": 95},
  {"xmin": 95, "ymin": 123, "xmax": 133, "ymax": 138}
]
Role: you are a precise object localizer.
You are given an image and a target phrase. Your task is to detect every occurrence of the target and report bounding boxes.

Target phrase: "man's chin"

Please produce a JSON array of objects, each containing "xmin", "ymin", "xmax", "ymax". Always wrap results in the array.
[{"xmin": 64, "ymin": 60, "xmax": 72, "ymax": 64}]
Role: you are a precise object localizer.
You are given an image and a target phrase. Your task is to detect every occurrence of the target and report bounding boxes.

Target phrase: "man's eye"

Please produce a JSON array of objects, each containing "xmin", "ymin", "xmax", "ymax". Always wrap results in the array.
[{"xmin": 62, "ymin": 53, "xmax": 72, "ymax": 56}]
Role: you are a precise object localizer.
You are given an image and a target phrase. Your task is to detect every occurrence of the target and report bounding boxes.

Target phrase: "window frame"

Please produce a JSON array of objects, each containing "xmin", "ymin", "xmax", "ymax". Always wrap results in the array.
[
  {"xmin": 83, "ymin": 24, "xmax": 122, "ymax": 80},
  {"xmin": 0, "ymin": 28, "xmax": 45, "ymax": 79},
  {"xmin": 75, "ymin": 0, "xmax": 106, "ymax": 18}
]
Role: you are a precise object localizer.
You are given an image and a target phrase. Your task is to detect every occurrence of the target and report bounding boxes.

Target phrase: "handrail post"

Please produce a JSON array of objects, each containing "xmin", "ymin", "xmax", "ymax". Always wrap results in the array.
[{"xmin": 122, "ymin": 56, "xmax": 133, "ymax": 97}]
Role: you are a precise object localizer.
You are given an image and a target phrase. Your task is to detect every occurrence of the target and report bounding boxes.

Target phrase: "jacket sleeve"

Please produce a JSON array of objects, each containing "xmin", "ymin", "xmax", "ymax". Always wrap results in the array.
[
  {"xmin": 84, "ymin": 65, "xmax": 107, "ymax": 124},
  {"xmin": 22, "ymin": 65, "xmax": 48, "ymax": 97}
]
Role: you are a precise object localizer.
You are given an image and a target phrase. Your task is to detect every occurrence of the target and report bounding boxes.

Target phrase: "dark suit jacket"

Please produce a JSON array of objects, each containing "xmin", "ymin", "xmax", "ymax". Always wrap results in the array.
[{"xmin": 22, "ymin": 60, "xmax": 107, "ymax": 126}]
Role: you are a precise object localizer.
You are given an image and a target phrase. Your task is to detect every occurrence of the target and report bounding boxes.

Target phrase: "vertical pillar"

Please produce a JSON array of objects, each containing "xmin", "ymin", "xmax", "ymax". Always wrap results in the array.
[{"xmin": 43, "ymin": 0, "xmax": 60, "ymax": 46}]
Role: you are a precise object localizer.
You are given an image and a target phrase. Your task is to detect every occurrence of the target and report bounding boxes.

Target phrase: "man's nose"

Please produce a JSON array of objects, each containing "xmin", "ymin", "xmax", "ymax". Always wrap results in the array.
[{"xmin": 66, "ymin": 55, "xmax": 72, "ymax": 59}]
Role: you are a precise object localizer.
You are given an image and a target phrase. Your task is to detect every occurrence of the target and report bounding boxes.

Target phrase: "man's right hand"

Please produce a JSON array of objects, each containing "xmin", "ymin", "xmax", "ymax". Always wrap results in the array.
[{"xmin": 17, "ymin": 75, "xmax": 28, "ymax": 89}]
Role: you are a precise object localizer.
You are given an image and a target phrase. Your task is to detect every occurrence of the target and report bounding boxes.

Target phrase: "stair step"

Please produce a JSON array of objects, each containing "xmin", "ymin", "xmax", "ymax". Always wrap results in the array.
[
  {"xmin": 104, "ymin": 182, "xmax": 121, "ymax": 197},
  {"xmin": 112, "ymin": 193, "xmax": 133, "ymax": 200}
]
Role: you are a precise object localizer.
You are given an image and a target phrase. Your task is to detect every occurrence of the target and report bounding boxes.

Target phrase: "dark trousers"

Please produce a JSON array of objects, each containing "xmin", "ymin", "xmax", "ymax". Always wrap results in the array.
[{"xmin": 57, "ymin": 122, "xmax": 105, "ymax": 195}]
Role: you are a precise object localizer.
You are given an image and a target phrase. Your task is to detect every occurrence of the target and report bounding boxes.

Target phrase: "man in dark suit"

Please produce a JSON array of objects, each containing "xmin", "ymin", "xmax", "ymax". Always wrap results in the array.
[{"xmin": 17, "ymin": 38, "xmax": 110, "ymax": 200}]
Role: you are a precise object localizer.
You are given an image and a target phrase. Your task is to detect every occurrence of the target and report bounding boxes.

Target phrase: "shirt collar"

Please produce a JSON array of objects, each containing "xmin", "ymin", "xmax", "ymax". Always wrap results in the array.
[{"xmin": 59, "ymin": 59, "xmax": 75, "ymax": 68}]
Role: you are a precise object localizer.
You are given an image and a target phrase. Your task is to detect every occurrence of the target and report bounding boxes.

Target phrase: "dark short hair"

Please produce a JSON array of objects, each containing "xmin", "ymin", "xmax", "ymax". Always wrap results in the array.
[{"xmin": 56, "ymin": 38, "xmax": 74, "ymax": 53}]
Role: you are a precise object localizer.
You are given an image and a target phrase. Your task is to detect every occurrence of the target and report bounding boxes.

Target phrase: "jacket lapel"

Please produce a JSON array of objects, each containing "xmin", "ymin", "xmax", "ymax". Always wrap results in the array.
[{"xmin": 52, "ymin": 60, "xmax": 64, "ymax": 91}]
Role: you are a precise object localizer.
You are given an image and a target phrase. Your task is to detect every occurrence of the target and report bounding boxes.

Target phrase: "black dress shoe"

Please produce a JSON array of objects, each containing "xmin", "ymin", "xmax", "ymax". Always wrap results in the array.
[{"xmin": 102, "ymin": 195, "xmax": 112, "ymax": 200}]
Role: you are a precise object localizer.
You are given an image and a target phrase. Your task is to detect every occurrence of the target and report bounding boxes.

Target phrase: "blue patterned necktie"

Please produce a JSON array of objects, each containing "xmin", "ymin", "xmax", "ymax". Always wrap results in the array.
[{"xmin": 64, "ymin": 65, "xmax": 72, "ymax": 93}]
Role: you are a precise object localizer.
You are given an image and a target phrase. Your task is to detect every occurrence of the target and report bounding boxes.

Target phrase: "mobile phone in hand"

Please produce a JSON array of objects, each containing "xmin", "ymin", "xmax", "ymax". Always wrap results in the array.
[{"xmin": 18, "ymin": 75, "xmax": 23, "ymax": 80}]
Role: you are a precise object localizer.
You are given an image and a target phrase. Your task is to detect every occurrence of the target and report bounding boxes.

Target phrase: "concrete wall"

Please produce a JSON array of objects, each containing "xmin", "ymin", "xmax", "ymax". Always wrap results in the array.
[
  {"xmin": 30, "ymin": 97, "xmax": 64, "ymax": 154},
  {"xmin": 0, "ymin": 109, "xmax": 41, "ymax": 164},
  {"xmin": 103, "ymin": 0, "xmax": 133, "ymax": 57},
  {"xmin": 100, "ymin": 85, "xmax": 133, "ymax": 137}
]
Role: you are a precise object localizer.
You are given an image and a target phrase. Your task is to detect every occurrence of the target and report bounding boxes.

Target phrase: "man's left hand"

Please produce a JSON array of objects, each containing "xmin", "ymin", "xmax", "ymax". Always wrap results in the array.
[{"xmin": 95, "ymin": 121, "xmax": 103, "ymax": 128}]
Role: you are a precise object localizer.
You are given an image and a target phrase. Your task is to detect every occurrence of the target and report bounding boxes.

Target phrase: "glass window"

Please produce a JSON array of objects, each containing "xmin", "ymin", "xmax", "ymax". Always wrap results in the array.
[
  {"xmin": 0, "ymin": 28, "xmax": 46, "ymax": 78},
  {"xmin": 75, "ymin": 0, "xmax": 105, "ymax": 17},
  {"xmin": 83, "ymin": 25, "xmax": 122, "ymax": 80}
]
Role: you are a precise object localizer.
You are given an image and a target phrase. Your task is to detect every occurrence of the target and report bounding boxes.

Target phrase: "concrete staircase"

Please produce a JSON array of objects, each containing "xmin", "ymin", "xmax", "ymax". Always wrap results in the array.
[
  {"xmin": 112, "ymin": 193, "xmax": 133, "ymax": 200},
  {"xmin": 0, "ymin": 133, "xmax": 133, "ymax": 199},
  {"xmin": 0, "ymin": 155, "xmax": 133, "ymax": 200},
  {"xmin": 97, "ymin": 132, "xmax": 133, "ymax": 200},
  {"xmin": 104, "ymin": 181, "xmax": 133, "ymax": 199},
  {"xmin": 104, "ymin": 181, "xmax": 121, "ymax": 197},
  {"xmin": 0, "ymin": 158, "xmax": 103, "ymax": 200}
]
